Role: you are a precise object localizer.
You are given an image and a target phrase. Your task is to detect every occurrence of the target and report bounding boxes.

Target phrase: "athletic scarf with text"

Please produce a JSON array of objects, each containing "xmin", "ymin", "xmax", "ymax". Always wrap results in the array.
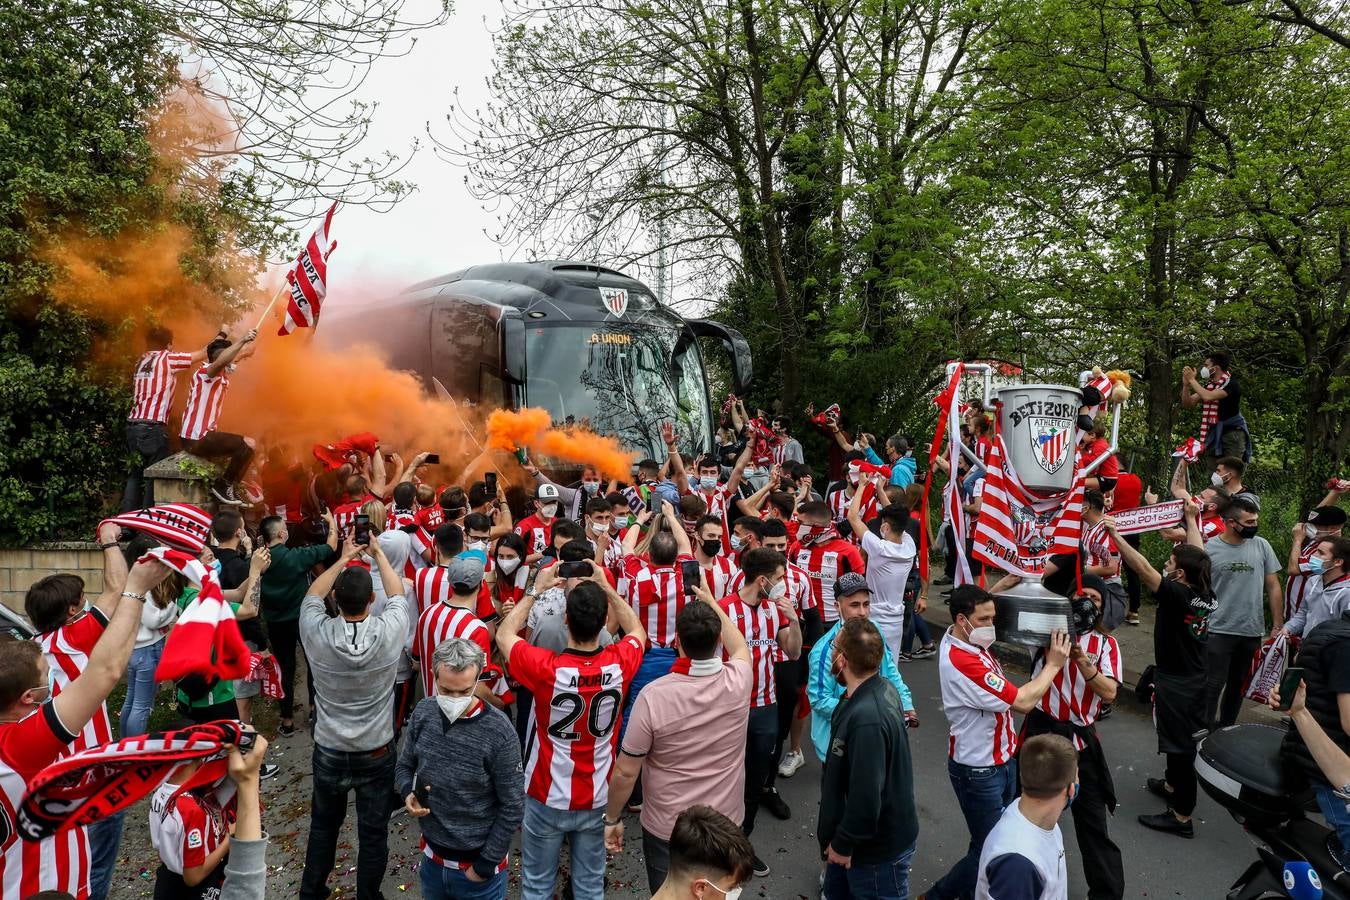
[{"xmin": 17, "ymin": 721, "xmax": 246, "ymax": 841}]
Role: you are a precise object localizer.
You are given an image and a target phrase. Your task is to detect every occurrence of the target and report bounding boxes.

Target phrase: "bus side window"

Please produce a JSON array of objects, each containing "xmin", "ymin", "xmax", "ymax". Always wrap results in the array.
[{"xmin": 480, "ymin": 364, "xmax": 505, "ymax": 408}]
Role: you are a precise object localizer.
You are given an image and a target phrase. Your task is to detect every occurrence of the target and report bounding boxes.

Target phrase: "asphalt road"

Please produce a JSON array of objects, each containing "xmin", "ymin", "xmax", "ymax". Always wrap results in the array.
[{"xmin": 110, "ymin": 649, "xmax": 1267, "ymax": 899}]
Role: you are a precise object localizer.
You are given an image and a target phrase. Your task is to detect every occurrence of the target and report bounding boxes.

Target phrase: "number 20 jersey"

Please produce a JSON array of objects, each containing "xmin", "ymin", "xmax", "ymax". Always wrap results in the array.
[{"xmin": 508, "ymin": 635, "xmax": 645, "ymax": 810}]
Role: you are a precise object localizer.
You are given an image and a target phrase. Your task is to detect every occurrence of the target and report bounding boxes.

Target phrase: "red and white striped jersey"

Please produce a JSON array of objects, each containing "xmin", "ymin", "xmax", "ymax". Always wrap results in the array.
[
  {"xmin": 515, "ymin": 515, "xmax": 554, "ymax": 555},
  {"xmin": 37, "ymin": 609, "xmax": 112, "ymax": 756},
  {"xmin": 148, "ymin": 781, "xmax": 229, "ymax": 876},
  {"xmin": 1286, "ymin": 541, "xmax": 1321, "ymax": 621},
  {"xmin": 387, "ymin": 506, "xmax": 417, "ymax": 531},
  {"xmin": 415, "ymin": 505, "xmax": 445, "ymax": 532},
  {"xmin": 792, "ymin": 539, "xmax": 865, "ymax": 622},
  {"xmin": 939, "ymin": 629, "xmax": 1019, "ymax": 766},
  {"xmin": 509, "ymin": 635, "xmax": 645, "ymax": 810},
  {"xmin": 413, "ymin": 566, "xmax": 497, "ymax": 623},
  {"xmin": 719, "ymin": 595, "xmax": 788, "ymax": 707},
  {"xmin": 729, "ymin": 563, "xmax": 812, "ymax": 660},
  {"xmin": 622, "ymin": 555, "xmax": 692, "ymax": 648},
  {"xmin": 1032, "ymin": 632, "xmax": 1121, "ymax": 749},
  {"xmin": 0, "ymin": 704, "xmax": 90, "ymax": 900},
  {"xmin": 179, "ymin": 364, "xmax": 230, "ymax": 441},
  {"xmin": 128, "ymin": 350, "xmax": 194, "ymax": 423},
  {"xmin": 827, "ymin": 484, "xmax": 878, "ymax": 531},
  {"xmin": 701, "ymin": 555, "xmax": 741, "ymax": 599},
  {"xmin": 410, "ymin": 602, "xmax": 492, "ymax": 697},
  {"xmin": 332, "ymin": 492, "xmax": 378, "ymax": 537},
  {"xmin": 1080, "ymin": 521, "xmax": 1121, "ymax": 582}
]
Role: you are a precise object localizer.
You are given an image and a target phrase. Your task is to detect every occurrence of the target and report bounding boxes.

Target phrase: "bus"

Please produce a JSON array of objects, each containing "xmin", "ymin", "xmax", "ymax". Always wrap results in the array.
[{"xmin": 317, "ymin": 260, "xmax": 753, "ymax": 460}]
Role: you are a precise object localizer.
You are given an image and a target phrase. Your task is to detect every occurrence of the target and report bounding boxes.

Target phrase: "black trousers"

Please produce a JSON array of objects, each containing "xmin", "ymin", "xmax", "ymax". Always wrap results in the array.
[
  {"xmin": 1166, "ymin": 751, "xmax": 1199, "ymax": 816},
  {"xmin": 123, "ymin": 420, "xmax": 171, "ymax": 511},
  {"xmin": 742, "ymin": 704, "xmax": 777, "ymax": 836},
  {"xmin": 183, "ymin": 430, "xmax": 254, "ymax": 484},
  {"xmin": 1070, "ymin": 745, "xmax": 1124, "ymax": 900},
  {"xmin": 265, "ymin": 617, "xmax": 306, "ymax": 720},
  {"xmin": 1123, "ymin": 533, "xmax": 1142, "ymax": 613},
  {"xmin": 767, "ymin": 659, "xmax": 801, "ymax": 788},
  {"xmin": 1204, "ymin": 632, "xmax": 1261, "ymax": 729}
]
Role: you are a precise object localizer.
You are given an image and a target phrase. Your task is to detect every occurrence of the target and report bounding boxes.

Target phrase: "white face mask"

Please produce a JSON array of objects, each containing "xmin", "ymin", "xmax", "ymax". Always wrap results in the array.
[
  {"xmin": 540, "ymin": 502, "xmax": 559, "ymax": 518},
  {"xmin": 590, "ymin": 521, "xmax": 608, "ymax": 536},
  {"xmin": 436, "ymin": 694, "xmax": 474, "ymax": 722},
  {"xmin": 468, "ymin": 540, "xmax": 488, "ymax": 552},
  {"xmin": 766, "ymin": 579, "xmax": 788, "ymax": 602},
  {"xmin": 1210, "ymin": 472, "xmax": 1225, "ymax": 487},
  {"xmin": 729, "ymin": 534, "xmax": 744, "ymax": 551},
  {"xmin": 698, "ymin": 881, "xmax": 742, "ymax": 900},
  {"xmin": 1199, "ymin": 366, "xmax": 1212, "ymax": 381},
  {"xmin": 965, "ymin": 623, "xmax": 997, "ymax": 648},
  {"xmin": 582, "ymin": 481, "xmax": 601, "ymax": 495},
  {"xmin": 497, "ymin": 557, "xmax": 521, "ymax": 576},
  {"xmin": 699, "ymin": 476, "xmax": 718, "ymax": 491}
]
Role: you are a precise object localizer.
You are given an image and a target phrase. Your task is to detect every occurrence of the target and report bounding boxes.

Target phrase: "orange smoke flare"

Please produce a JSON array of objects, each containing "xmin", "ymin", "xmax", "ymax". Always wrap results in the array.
[{"xmin": 487, "ymin": 408, "xmax": 635, "ymax": 481}]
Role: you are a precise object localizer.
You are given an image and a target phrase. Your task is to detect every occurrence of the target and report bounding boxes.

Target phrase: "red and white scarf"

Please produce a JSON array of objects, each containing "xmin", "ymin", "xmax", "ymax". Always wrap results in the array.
[
  {"xmin": 18, "ymin": 721, "xmax": 244, "ymax": 841},
  {"xmin": 1199, "ymin": 373, "xmax": 1230, "ymax": 443},
  {"xmin": 1173, "ymin": 437, "xmax": 1203, "ymax": 462},
  {"xmin": 972, "ymin": 427, "xmax": 1085, "ymax": 578},
  {"xmin": 100, "ymin": 503, "xmax": 212, "ymax": 555},
  {"xmin": 148, "ymin": 547, "xmax": 251, "ymax": 683}
]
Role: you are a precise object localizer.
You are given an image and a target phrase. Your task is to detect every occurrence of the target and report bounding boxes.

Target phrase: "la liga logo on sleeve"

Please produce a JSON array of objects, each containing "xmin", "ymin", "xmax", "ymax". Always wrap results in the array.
[{"xmin": 984, "ymin": 673, "xmax": 1006, "ymax": 693}]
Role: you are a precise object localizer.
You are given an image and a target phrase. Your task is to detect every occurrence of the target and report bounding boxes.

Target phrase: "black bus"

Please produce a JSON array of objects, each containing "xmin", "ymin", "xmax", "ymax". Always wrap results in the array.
[{"xmin": 317, "ymin": 260, "xmax": 752, "ymax": 459}]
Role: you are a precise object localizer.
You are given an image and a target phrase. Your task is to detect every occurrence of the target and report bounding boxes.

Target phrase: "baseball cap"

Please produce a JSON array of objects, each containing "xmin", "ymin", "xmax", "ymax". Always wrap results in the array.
[
  {"xmin": 444, "ymin": 555, "xmax": 485, "ymax": 593},
  {"xmin": 1308, "ymin": 506, "xmax": 1347, "ymax": 528},
  {"xmin": 537, "ymin": 483, "xmax": 561, "ymax": 501},
  {"xmin": 834, "ymin": 572, "xmax": 870, "ymax": 598}
]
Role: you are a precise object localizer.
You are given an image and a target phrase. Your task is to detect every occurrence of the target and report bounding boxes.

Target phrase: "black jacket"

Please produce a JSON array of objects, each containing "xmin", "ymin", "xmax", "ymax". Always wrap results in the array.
[{"xmin": 817, "ymin": 673, "xmax": 919, "ymax": 863}]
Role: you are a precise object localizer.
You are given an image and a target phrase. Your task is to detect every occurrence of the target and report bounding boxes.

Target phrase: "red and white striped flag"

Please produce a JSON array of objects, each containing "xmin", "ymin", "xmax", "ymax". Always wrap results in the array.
[
  {"xmin": 278, "ymin": 201, "xmax": 338, "ymax": 336},
  {"xmin": 972, "ymin": 432, "xmax": 1085, "ymax": 578},
  {"xmin": 149, "ymin": 547, "xmax": 251, "ymax": 683},
  {"xmin": 1173, "ymin": 437, "xmax": 1203, "ymax": 462},
  {"xmin": 941, "ymin": 365, "xmax": 975, "ymax": 586}
]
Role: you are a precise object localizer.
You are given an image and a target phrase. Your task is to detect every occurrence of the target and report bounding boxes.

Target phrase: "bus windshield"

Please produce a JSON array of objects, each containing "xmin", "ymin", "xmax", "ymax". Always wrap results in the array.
[{"xmin": 524, "ymin": 323, "xmax": 713, "ymax": 459}]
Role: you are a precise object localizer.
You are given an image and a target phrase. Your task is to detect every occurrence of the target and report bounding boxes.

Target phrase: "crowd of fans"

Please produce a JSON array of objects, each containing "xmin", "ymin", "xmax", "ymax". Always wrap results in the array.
[{"xmin": 2, "ymin": 337, "xmax": 1350, "ymax": 900}]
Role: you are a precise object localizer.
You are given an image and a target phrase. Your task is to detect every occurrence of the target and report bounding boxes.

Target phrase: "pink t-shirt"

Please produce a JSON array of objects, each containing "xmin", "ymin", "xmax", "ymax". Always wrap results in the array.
[{"xmin": 619, "ymin": 656, "xmax": 753, "ymax": 840}]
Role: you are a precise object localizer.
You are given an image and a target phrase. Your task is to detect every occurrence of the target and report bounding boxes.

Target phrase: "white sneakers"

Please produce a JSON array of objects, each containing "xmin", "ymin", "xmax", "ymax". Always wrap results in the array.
[{"xmin": 778, "ymin": 748, "xmax": 805, "ymax": 778}]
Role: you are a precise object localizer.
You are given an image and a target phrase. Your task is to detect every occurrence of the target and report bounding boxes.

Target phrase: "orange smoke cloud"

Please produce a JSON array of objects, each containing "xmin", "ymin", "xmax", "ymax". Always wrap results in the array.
[{"xmin": 487, "ymin": 408, "xmax": 636, "ymax": 480}]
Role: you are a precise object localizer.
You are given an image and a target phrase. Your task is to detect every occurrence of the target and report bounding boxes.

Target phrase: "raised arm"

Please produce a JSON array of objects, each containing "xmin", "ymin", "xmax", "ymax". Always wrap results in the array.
[
  {"xmin": 1011, "ymin": 631, "xmax": 1069, "ymax": 713},
  {"xmin": 204, "ymin": 330, "xmax": 257, "ymax": 378},
  {"xmin": 661, "ymin": 499, "xmax": 692, "ymax": 556},
  {"xmin": 1288, "ymin": 523, "xmax": 1308, "ymax": 576},
  {"xmin": 1169, "ymin": 459, "xmax": 1191, "ymax": 501},
  {"xmin": 497, "ymin": 565, "xmax": 555, "ymax": 658},
  {"xmin": 663, "ymin": 422, "xmax": 690, "ymax": 494},
  {"xmin": 723, "ymin": 440, "xmax": 753, "ymax": 496},
  {"xmin": 54, "ymin": 559, "xmax": 170, "ymax": 734},
  {"xmin": 593, "ymin": 566, "xmax": 645, "ymax": 646},
  {"xmin": 307, "ymin": 533, "xmax": 366, "ymax": 601},
  {"xmin": 688, "ymin": 582, "xmax": 749, "ymax": 663},
  {"xmin": 1179, "ymin": 366, "xmax": 1198, "ymax": 408},
  {"xmin": 1101, "ymin": 518, "xmax": 1162, "ymax": 594},
  {"xmin": 623, "ymin": 508, "xmax": 653, "ymax": 554},
  {"xmin": 368, "ymin": 450, "xmax": 389, "ymax": 499},
  {"xmin": 90, "ymin": 521, "xmax": 130, "ymax": 619},
  {"xmin": 489, "ymin": 485, "xmax": 514, "ymax": 538}
]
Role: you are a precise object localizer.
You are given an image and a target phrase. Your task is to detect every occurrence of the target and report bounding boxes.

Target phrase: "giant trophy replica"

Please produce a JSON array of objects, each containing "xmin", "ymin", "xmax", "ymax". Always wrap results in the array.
[{"xmin": 938, "ymin": 362, "xmax": 1122, "ymax": 646}]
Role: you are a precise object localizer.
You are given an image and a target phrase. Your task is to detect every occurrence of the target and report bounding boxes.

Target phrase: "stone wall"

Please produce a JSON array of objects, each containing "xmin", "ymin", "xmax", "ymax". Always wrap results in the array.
[{"xmin": 0, "ymin": 542, "xmax": 104, "ymax": 618}]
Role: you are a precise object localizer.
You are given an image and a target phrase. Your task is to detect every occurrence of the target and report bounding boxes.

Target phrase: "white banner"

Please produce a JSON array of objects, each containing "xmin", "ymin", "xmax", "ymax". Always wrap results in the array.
[{"xmin": 1111, "ymin": 500, "xmax": 1184, "ymax": 536}]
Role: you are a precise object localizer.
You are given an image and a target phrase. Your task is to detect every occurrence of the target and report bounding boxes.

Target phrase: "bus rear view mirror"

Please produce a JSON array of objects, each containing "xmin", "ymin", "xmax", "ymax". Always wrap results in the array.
[
  {"xmin": 502, "ymin": 315, "xmax": 526, "ymax": 384},
  {"xmin": 688, "ymin": 319, "xmax": 753, "ymax": 394}
]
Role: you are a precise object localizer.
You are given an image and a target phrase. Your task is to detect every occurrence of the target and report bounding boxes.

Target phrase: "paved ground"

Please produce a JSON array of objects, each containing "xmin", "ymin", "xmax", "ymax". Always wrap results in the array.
[{"xmin": 107, "ymin": 616, "xmax": 1278, "ymax": 899}]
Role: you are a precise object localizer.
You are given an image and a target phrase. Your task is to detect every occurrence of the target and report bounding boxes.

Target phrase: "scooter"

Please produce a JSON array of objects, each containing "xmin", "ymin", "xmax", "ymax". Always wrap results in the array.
[{"xmin": 1198, "ymin": 722, "xmax": 1350, "ymax": 899}]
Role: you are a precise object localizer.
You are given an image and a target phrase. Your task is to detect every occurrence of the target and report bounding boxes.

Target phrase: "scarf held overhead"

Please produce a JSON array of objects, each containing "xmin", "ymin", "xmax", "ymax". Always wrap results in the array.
[{"xmin": 149, "ymin": 547, "xmax": 251, "ymax": 683}]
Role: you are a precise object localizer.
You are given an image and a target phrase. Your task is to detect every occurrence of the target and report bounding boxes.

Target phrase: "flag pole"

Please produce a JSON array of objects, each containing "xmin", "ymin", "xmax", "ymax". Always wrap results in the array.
[{"xmin": 254, "ymin": 281, "xmax": 289, "ymax": 332}]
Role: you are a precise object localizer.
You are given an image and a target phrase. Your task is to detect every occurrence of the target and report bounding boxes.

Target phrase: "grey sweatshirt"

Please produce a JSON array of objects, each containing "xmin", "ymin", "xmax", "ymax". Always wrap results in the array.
[
  {"xmin": 395, "ymin": 697, "xmax": 524, "ymax": 879},
  {"xmin": 299, "ymin": 592, "xmax": 410, "ymax": 751},
  {"xmin": 220, "ymin": 838, "xmax": 267, "ymax": 900}
]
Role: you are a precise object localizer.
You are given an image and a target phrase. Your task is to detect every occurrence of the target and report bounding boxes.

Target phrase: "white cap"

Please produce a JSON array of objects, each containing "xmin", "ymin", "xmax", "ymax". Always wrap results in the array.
[{"xmin": 537, "ymin": 483, "xmax": 561, "ymax": 501}]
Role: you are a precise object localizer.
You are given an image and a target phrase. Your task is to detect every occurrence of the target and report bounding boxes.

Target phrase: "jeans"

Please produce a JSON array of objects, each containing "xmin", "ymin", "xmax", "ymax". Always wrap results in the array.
[
  {"xmin": 901, "ymin": 604, "xmax": 933, "ymax": 653},
  {"xmin": 927, "ymin": 759, "xmax": 1018, "ymax": 900},
  {"xmin": 87, "ymin": 812, "xmax": 125, "ymax": 900},
  {"xmin": 520, "ymin": 796, "xmax": 607, "ymax": 900},
  {"xmin": 769, "ymin": 660, "xmax": 801, "ymax": 786},
  {"xmin": 419, "ymin": 861, "xmax": 508, "ymax": 900},
  {"xmin": 823, "ymin": 843, "xmax": 916, "ymax": 900},
  {"xmin": 123, "ymin": 420, "xmax": 171, "ymax": 511},
  {"xmin": 121, "ymin": 640, "xmax": 164, "ymax": 737},
  {"xmin": 300, "ymin": 743, "xmax": 396, "ymax": 900},
  {"xmin": 1316, "ymin": 783, "xmax": 1350, "ymax": 859},
  {"xmin": 643, "ymin": 829, "xmax": 670, "ymax": 894},
  {"xmin": 1203, "ymin": 632, "xmax": 1261, "ymax": 729},
  {"xmin": 743, "ymin": 704, "xmax": 778, "ymax": 835}
]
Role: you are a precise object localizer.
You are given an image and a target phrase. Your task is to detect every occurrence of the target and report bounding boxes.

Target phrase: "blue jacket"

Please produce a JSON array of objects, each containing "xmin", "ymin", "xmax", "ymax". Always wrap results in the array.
[
  {"xmin": 807, "ymin": 619, "xmax": 914, "ymax": 762},
  {"xmin": 862, "ymin": 447, "xmax": 916, "ymax": 489}
]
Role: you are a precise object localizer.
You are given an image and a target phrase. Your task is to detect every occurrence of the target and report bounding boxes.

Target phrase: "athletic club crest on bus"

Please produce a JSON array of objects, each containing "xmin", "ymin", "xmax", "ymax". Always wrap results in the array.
[
  {"xmin": 599, "ymin": 287, "xmax": 629, "ymax": 318},
  {"xmin": 1030, "ymin": 418, "xmax": 1071, "ymax": 475}
]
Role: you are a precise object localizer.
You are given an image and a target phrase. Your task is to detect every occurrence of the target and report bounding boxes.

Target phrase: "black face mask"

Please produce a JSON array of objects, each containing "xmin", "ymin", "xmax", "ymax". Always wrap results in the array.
[
  {"xmin": 701, "ymin": 539, "xmax": 722, "ymax": 557},
  {"xmin": 1237, "ymin": 524, "xmax": 1259, "ymax": 539}
]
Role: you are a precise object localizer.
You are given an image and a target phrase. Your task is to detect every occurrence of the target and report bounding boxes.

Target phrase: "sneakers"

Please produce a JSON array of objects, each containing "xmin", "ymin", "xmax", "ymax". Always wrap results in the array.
[
  {"xmin": 897, "ymin": 651, "xmax": 914, "ymax": 663},
  {"xmin": 1138, "ymin": 810, "xmax": 1193, "ymax": 838},
  {"xmin": 1126, "ymin": 612, "xmax": 1141, "ymax": 625},
  {"xmin": 1327, "ymin": 834, "xmax": 1350, "ymax": 872},
  {"xmin": 752, "ymin": 854, "xmax": 771, "ymax": 877},
  {"xmin": 761, "ymin": 788, "xmax": 790, "ymax": 820},
  {"xmin": 1098, "ymin": 702, "xmax": 1113, "ymax": 720},
  {"xmin": 277, "ymin": 721, "xmax": 296, "ymax": 737},
  {"xmin": 912, "ymin": 644, "xmax": 937, "ymax": 659},
  {"xmin": 778, "ymin": 749, "xmax": 805, "ymax": 778},
  {"xmin": 211, "ymin": 482, "xmax": 243, "ymax": 505},
  {"xmin": 932, "ymin": 575, "xmax": 953, "ymax": 585},
  {"xmin": 259, "ymin": 763, "xmax": 280, "ymax": 780}
]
